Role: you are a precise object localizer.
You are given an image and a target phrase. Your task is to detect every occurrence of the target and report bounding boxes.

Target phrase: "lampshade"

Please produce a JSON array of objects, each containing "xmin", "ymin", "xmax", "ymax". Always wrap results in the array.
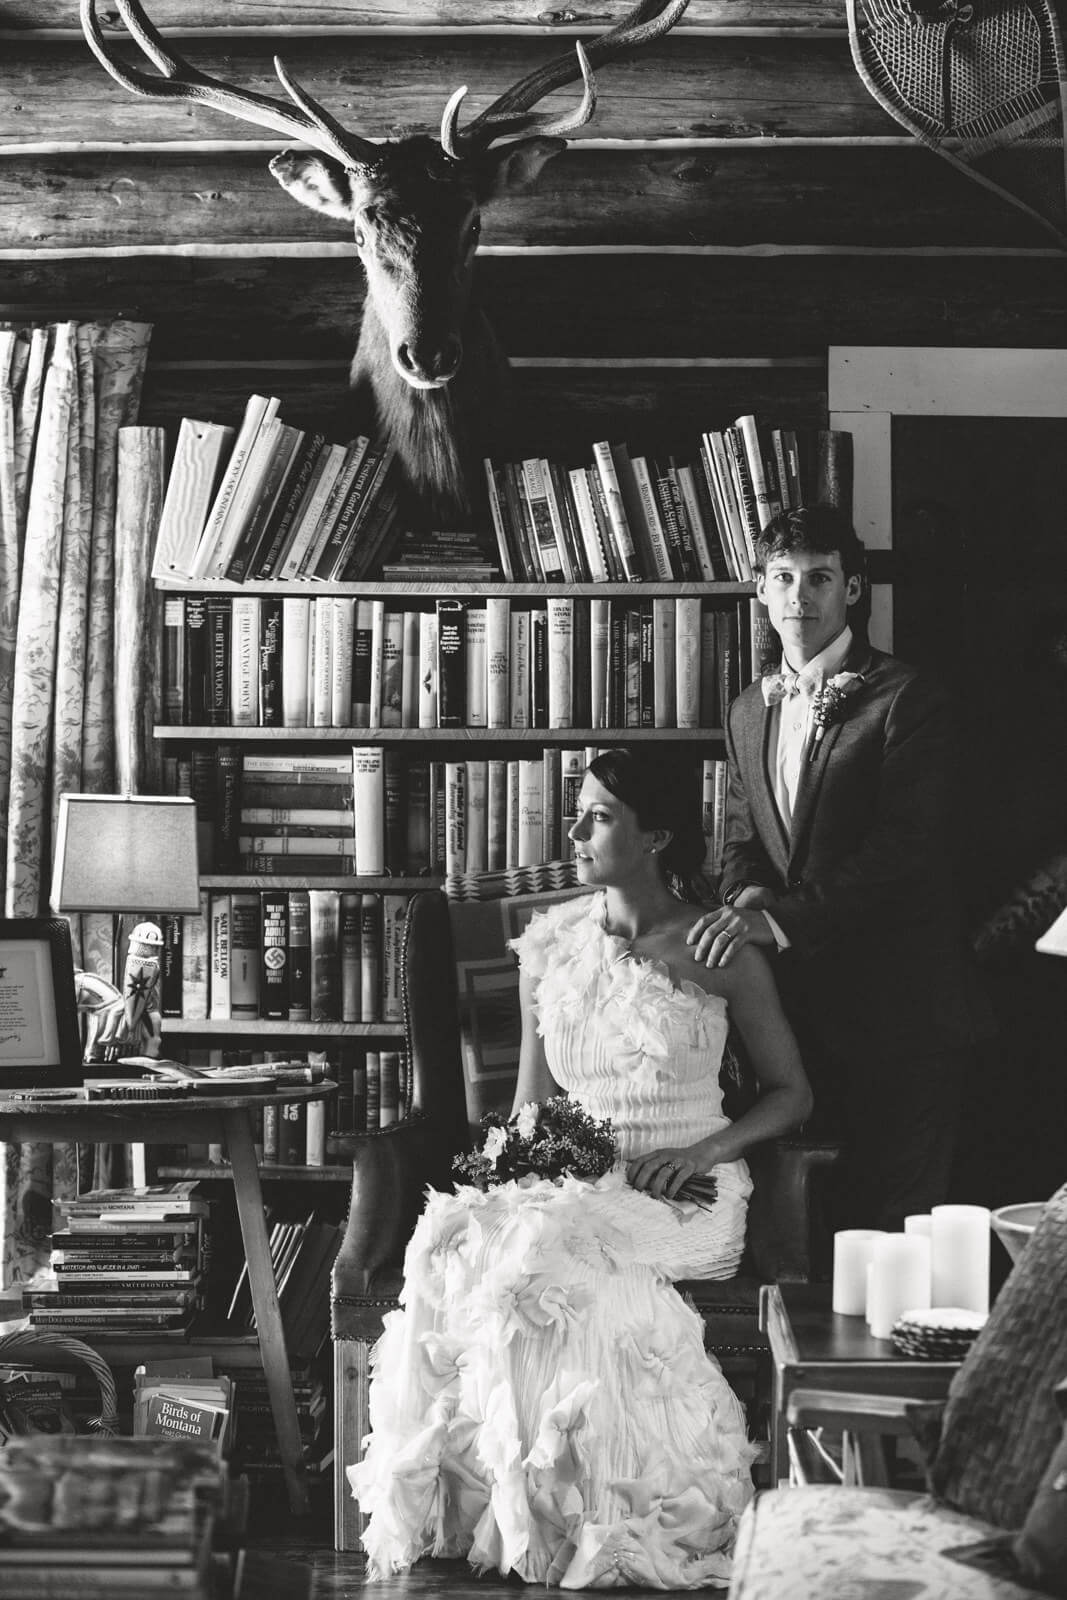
[
  {"xmin": 1036, "ymin": 904, "xmax": 1067, "ymax": 958},
  {"xmin": 51, "ymin": 794, "xmax": 201, "ymax": 915}
]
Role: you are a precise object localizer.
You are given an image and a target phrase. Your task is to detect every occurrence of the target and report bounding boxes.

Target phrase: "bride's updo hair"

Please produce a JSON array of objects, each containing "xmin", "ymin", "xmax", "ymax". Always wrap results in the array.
[{"xmin": 587, "ymin": 747, "xmax": 707, "ymax": 901}]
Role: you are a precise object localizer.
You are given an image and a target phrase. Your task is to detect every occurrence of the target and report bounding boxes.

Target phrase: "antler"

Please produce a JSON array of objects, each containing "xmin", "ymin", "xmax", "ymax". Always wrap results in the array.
[
  {"xmin": 440, "ymin": 0, "xmax": 691, "ymax": 159},
  {"xmin": 80, "ymin": 0, "xmax": 380, "ymax": 170}
]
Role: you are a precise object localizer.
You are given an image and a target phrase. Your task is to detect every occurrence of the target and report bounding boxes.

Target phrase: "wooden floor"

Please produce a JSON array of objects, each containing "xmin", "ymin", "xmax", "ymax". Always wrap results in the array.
[{"xmin": 238, "ymin": 1544, "xmax": 683, "ymax": 1600}]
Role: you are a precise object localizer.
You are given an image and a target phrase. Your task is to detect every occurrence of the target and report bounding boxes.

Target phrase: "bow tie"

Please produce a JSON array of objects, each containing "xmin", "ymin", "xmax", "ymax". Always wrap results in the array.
[{"xmin": 761, "ymin": 669, "xmax": 822, "ymax": 706}]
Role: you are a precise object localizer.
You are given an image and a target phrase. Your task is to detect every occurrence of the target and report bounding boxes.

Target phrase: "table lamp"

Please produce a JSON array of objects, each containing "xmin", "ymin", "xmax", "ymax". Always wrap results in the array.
[
  {"xmin": 50, "ymin": 794, "xmax": 200, "ymax": 1065},
  {"xmin": 1036, "ymin": 903, "xmax": 1067, "ymax": 957}
]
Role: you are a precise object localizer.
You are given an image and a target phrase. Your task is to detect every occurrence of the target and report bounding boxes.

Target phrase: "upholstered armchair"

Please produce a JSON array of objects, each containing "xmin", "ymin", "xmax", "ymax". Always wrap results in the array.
[
  {"xmin": 728, "ymin": 1181, "xmax": 1067, "ymax": 1600},
  {"xmin": 330, "ymin": 874, "xmax": 840, "ymax": 1551}
]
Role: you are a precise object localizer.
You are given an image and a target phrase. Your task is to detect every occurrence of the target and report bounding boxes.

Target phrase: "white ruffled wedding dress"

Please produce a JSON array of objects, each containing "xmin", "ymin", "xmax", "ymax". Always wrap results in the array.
[{"xmin": 348, "ymin": 892, "xmax": 757, "ymax": 1589}]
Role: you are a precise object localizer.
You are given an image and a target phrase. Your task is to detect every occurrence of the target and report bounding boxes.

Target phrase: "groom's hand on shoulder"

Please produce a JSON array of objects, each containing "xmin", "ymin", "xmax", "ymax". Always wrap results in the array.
[{"xmin": 686, "ymin": 905, "xmax": 776, "ymax": 968}]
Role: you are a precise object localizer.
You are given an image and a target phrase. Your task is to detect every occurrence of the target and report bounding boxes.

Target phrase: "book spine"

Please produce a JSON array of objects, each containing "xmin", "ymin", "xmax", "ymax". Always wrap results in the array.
[
  {"xmin": 381, "ymin": 895, "xmax": 408, "ymax": 1025},
  {"xmin": 485, "ymin": 597, "xmax": 510, "ymax": 729},
  {"xmin": 521, "ymin": 457, "xmax": 566, "ymax": 580},
  {"xmin": 465, "ymin": 604, "xmax": 487, "ymax": 729},
  {"xmin": 309, "ymin": 888, "xmax": 341, "ymax": 1022},
  {"xmin": 652, "ymin": 596, "xmax": 677, "ymax": 730},
  {"xmin": 487, "ymin": 759, "xmax": 508, "ymax": 872},
  {"xmin": 281, "ymin": 597, "xmax": 311, "ymax": 729},
  {"xmin": 329, "ymin": 596, "xmax": 355, "ymax": 729},
  {"xmin": 465, "ymin": 758, "xmax": 488, "ymax": 875},
  {"xmin": 676, "ymin": 462, "xmax": 719, "ymax": 581},
  {"xmin": 159, "ymin": 913, "xmax": 183, "ymax": 1018},
  {"xmin": 546, "ymin": 595, "xmax": 574, "ymax": 730},
  {"xmin": 161, "ymin": 595, "xmax": 185, "ymax": 724},
  {"xmin": 436, "ymin": 598, "xmax": 467, "ymax": 728},
  {"xmin": 516, "ymin": 759, "xmax": 544, "ymax": 868},
  {"xmin": 509, "ymin": 608, "xmax": 530, "ymax": 730},
  {"xmin": 445, "ymin": 761, "xmax": 467, "ymax": 876},
  {"xmin": 242, "ymin": 751, "xmax": 354, "ymax": 778},
  {"xmin": 208, "ymin": 892, "xmax": 231, "ymax": 1020},
  {"xmin": 229, "ymin": 595, "xmax": 259, "ymax": 727},
  {"xmin": 380, "ymin": 607, "xmax": 405, "ymax": 729},
  {"xmin": 368, "ymin": 599, "xmax": 386, "ymax": 730},
  {"xmin": 401, "ymin": 609, "xmax": 421, "ymax": 728},
  {"xmin": 340, "ymin": 891, "xmax": 362, "ymax": 1022},
  {"xmin": 568, "ymin": 466, "xmax": 610, "ymax": 582},
  {"xmin": 205, "ymin": 596, "xmax": 232, "ymax": 726},
  {"xmin": 675, "ymin": 596, "xmax": 703, "ymax": 730},
  {"xmin": 405, "ymin": 759, "xmax": 432, "ymax": 875},
  {"xmin": 542, "ymin": 745, "xmax": 561, "ymax": 862},
  {"xmin": 560, "ymin": 747, "xmax": 585, "ymax": 839},
  {"xmin": 287, "ymin": 888, "xmax": 312, "ymax": 1022},
  {"xmin": 226, "ymin": 422, "xmax": 303, "ymax": 582},
  {"xmin": 630, "ymin": 454, "xmax": 675, "ymax": 580},
  {"xmin": 417, "ymin": 610, "xmax": 438, "ymax": 729},
  {"xmin": 590, "ymin": 597, "xmax": 611, "ymax": 730},
  {"xmin": 384, "ymin": 749, "xmax": 404, "ymax": 874},
  {"xmin": 152, "ymin": 417, "xmax": 234, "ymax": 582},
  {"xmin": 181, "ymin": 889, "xmax": 209, "ymax": 1020},
  {"xmin": 352, "ymin": 746, "xmax": 385, "ymax": 875},
  {"xmin": 260, "ymin": 891, "xmax": 289, "ymax": 1020},
  {"xmin": 591, "ymin": 441, "xmax": 641, "ymax": 580},
  {"xmin": 229, "ymin": 891, "xmax": 261, "ymax": 1019},
  {"xmin": 530, "ymin": 607, "xmax": 548, "ymax": 728},
  {"xmin": 360, "ymin": 896, "xmax": 381, "ymax": 1022},
  {"xmin": 278, "ymin": 1099, "xmax": 307, "ymax": 1166},
  {"xmin": 483, "ymin": 456, "xmax": 516, "ymax": 580}
]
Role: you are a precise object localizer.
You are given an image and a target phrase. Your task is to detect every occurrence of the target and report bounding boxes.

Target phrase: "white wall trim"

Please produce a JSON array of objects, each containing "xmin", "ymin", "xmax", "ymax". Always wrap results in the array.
[{"xmin": 828, "ymin": 345, "xmax": 1067, "ymax": 652}]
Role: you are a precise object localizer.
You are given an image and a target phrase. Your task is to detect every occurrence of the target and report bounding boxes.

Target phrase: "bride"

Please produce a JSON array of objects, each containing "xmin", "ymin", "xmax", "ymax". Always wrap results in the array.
[{"xmin": 349, "ymin": 747, "xmax": 813, "ymax": 1589}]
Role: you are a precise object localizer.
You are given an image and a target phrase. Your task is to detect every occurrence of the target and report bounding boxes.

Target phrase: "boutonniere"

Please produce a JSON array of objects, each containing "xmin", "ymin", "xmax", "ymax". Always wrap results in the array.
[{"xmin": 808, "ymin": 672, "xmax": 864, "ymax": 761}]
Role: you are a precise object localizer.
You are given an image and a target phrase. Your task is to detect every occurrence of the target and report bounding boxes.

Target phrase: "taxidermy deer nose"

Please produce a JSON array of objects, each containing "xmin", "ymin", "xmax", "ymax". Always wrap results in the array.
[{"xmin": 396, "ymin": 336, "xmax": 462, "ymax": 386}]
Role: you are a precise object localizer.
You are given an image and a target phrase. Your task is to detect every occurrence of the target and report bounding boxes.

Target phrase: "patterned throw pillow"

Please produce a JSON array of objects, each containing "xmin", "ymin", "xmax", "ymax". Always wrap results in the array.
[{"xmin": 930, "ymin": 1181, "xmax": 1067, "ymax": 1529}]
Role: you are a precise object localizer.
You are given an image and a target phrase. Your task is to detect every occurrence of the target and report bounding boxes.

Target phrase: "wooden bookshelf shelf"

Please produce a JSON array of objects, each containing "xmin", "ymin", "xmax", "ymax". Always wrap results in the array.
[
  {"xmin": 157, "ymin": 1162, "xmax": 353, "ymax": 1184},
  {"xmin": 199, "ymin": 874, "xmax": 440, "ymax": 891},
  {"xmin": 157, "ymin": 580, "xmax": 756, "ymax": 599},
  {"xmin": 156, "ymin": 725, "xmax": 724, "ymax": 742},
  {"xmin": 165, "ymin": 1019, "xmax": 402, "ymax": 1037}
]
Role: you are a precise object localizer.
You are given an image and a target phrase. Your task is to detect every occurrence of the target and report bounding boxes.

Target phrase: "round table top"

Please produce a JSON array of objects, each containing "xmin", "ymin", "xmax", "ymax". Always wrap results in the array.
[{"xmin": 0, "ymin": 1082, "xmax": 335, "ymax": 1117}]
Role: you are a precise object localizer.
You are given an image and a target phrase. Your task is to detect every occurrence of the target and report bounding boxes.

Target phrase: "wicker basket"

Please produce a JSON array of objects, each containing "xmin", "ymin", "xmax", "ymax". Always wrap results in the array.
[{"xmin": 0, "ymin": 1328, "xmax": 118, "ymax": 1436}]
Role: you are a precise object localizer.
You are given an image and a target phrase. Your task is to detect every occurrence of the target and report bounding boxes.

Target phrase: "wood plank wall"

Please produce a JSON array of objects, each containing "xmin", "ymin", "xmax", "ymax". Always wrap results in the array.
[{"xmin": 2, "ymin": 1, "xmax": 1065, "ymax": 461}]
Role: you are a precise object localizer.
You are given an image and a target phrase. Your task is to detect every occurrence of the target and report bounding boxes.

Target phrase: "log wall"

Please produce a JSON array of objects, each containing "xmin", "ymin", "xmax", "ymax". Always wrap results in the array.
[{"xmin": 2, "ymin": 0, "xmax": 1064, "ymax": 455}]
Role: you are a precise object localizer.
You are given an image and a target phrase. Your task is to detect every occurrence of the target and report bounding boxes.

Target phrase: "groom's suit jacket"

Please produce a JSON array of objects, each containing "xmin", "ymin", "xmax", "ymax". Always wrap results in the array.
[{"xmin": 720, "ymin": 638, "xmax": 981, "ymax": 1070}]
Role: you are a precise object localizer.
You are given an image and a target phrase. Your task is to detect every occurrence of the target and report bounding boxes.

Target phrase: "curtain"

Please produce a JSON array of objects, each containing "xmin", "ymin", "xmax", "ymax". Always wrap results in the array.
[{"xmin": 0, "ymin": 319, "xmax": 152, "ymax": 1290}]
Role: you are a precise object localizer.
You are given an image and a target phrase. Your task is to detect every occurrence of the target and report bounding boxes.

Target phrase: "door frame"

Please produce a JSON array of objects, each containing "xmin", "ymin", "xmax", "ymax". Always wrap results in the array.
[{"xmin": 828, "ymin": 346, "xmax": 1067, "ymax": 651}]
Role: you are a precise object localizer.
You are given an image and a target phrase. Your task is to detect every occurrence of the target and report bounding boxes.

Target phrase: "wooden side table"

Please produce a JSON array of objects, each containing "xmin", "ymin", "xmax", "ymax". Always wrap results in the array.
[
  {"xmin": 0, "ymin": 1085, "xmax": 334, "ymax": 1516},
  {"xmin": 760, "ymin": 1281, "xmax": 960, "ymax": 1488}
]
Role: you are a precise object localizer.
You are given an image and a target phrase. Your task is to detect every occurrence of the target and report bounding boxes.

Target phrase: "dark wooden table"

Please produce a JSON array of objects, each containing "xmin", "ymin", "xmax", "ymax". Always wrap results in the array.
[
  {"xmin": 760, "ymin": 1281, "xmax": 960, "ymax": 1487},
  {"xmin": 0, "ymin": 1085, "xmax": 334, "ymax": 1517}
]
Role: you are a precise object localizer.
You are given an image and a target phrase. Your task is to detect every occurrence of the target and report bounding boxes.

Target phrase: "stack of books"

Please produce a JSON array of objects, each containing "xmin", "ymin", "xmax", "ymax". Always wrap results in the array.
[
  {"xmin": 25, "ymin": 1183, "xmax": 209, "ymax": 1336},
  {"xmin": 151, "ymin": 393, "xmax": 399, "ymax": 586},
  {"xmin": 0, "ymin": 1434, "xmax": 236, "ymax": 1600},
  {"xmin": 380, "ymin": 526, "xmax": 499, "ymax": 580},
  {"xmin": 134, "ymin": 1356, "xmax": 234, "ymax": 1453}
]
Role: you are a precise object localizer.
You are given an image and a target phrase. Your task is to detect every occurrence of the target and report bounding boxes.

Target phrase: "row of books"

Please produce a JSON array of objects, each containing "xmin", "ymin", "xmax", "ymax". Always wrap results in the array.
[
  {"xmin": 163, "ymin": 887, "xmax": 411, "ymax": 1021},
  {"xmin": 168, "ymin": 746, "xmax": 730, "ymax": 878},
  {"xmin": 161, "ymin": 592, "xmax": 764, "ymax": 732},
  {"xmin": 25, "ymin": 1183, "xmax": 209, "ymax": 1336},
  {"xmin": 481, "ymin": 423, "xmax": 851, "ymax": 585},
  {"xmin": 164, "ymin": 1047, "xmax": 410, "ymax": 1145},
  {"xmin": 227, "ymin": 1211, "xmax": 342, "ymax": 1363},
  {"xmin": 0, "ymin": 1435, "xmax": 237, "ymax": 1600},
  {"xmin": 151, "ymin": 393, "xmax": 399, "ymax": 586}
]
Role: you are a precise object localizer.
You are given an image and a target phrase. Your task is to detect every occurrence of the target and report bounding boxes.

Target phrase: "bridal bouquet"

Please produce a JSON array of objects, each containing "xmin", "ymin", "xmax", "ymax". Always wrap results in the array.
[
  {"xmin": 452, "ymin": 1097, "xmax": 718, "ymax": 1209},
  {"xmin": 452, "ymin": 1097, "xmax": 617, "ymax": 1189}
]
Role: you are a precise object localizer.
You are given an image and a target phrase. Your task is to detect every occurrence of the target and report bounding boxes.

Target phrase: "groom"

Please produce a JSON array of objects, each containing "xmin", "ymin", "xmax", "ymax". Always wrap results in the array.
[{"xmin": 687, "ymin": 504, "xmax": 983, "ymax": 1231}]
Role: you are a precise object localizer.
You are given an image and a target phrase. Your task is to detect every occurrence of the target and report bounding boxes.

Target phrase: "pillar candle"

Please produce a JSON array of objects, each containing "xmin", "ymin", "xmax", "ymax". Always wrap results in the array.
[
  {"xmin": 867, "ymin": 1234, "xmax": 932, "ymax": 1340},
  {"xmin": 832, "ymin": 1229, "xmax": 885, "ymax": 1315},
  {"xmin": 931, "ymin": 1204, "xmax": 991, "ymax": 1314},
  {"xmin": 905, "ymin": 1214, "xmax": 932, "ymax": 1237}
]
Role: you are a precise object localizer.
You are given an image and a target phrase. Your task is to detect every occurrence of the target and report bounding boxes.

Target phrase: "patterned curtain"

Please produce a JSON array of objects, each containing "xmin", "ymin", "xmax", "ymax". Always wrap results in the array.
[{"xmin": 0, "ymin": 319, "xmax": 152, "ymax": 1290}]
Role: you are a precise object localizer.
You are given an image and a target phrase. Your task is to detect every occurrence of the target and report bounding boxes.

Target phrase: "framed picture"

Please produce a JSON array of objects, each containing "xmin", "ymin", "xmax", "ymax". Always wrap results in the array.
[{"xmin": 0, "ymin": 918, "xmax": 83, "ymax": 1087}]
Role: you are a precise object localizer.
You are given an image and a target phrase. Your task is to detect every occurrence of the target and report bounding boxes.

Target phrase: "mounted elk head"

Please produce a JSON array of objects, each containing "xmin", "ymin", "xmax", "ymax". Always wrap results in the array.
[{"xmin": 80, "ymin": 0, "xmax": 690, "ymax": 527}]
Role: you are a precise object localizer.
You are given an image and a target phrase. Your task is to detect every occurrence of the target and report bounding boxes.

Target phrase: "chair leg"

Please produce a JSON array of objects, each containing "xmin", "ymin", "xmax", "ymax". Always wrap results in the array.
[{"xmin": 333, "ymin": 1337, "xmax": 371, "ymax": 1553}]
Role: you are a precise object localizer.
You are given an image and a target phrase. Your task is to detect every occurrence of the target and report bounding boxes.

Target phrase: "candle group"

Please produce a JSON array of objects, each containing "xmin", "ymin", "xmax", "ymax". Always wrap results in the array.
[{"xmin": 831, "ymin": 1204, "xmax": 991, "ymax": 1337}]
